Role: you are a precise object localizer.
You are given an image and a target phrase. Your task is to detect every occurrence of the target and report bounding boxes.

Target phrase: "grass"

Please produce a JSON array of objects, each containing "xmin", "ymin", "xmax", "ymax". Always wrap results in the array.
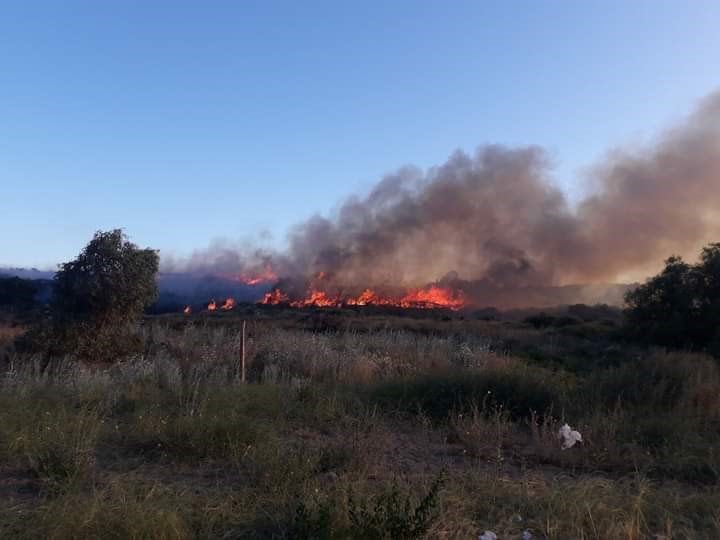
[{"xmin": 1, "ymin": 313, "xmax": 720, "ymax": 538}]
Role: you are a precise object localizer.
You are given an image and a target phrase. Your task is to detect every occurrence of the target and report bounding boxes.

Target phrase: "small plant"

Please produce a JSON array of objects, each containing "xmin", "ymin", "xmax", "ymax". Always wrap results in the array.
[
  {"xmin": 294, "ymin": 500, "xmax": 336, "ymax": 540},
  {"xmin": 347, "ymin": 474, "xmax": 444, "ymax": 539},
  {"xmin": 292, "ymin": 475, "xmax": 444, "ymax": 540}
]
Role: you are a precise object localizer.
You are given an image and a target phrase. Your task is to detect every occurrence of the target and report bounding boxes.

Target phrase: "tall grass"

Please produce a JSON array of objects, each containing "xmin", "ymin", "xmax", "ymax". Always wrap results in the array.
[{"xmin": 1, "ymin": 320, "xmax": 719, "ymax": 538}]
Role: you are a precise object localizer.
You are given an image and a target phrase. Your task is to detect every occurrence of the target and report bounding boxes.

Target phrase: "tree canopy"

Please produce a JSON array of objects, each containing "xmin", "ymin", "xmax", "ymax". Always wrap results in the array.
[
  {"xmin": 40, "ymin": 229, "xmax": 159, "ymax": 360},
  {"xmin": 624, "ymin": 243, "xmax": 720, "ymax": 355}
]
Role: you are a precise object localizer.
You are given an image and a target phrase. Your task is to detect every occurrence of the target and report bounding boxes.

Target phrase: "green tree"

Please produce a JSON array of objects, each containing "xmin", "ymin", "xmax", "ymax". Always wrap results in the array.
[
  {"xmin": 695, "ymin": 243, "xmax": 720, "ymax": 354},
  {"xmin": 624, "ymin": 243, "xmax": 720, "ymax": 354},
  {"xmin": 40, "ymin": 229, "xmax": 159, "ymax": 361}
]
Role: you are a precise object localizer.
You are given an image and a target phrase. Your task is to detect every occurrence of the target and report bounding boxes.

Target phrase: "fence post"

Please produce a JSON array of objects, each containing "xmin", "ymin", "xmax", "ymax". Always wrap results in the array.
[{"xmin": 241, "ymin": 320, "xmax": 247, "ymax": 384}]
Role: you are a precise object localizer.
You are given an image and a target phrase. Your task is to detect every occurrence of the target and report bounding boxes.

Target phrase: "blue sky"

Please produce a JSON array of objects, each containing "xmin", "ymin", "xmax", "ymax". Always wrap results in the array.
[{"xmin": 2, "ymin": 0, "xmax": 719, "ymax": 268}]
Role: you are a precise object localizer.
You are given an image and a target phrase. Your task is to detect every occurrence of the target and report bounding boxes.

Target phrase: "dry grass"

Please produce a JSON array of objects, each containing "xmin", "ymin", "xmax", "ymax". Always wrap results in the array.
[{"xmin": 1, "ymin": 318, "xmax": 719, "ymax": 538}]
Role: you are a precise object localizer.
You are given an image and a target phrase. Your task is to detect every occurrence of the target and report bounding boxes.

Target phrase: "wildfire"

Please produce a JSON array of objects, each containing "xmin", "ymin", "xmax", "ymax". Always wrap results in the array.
[
  {"xmin": 207, "ymin": 299, "xmax": 217, "ymax": 311},
  {"xmin": 221, "ymin": 297, "xmax": 236, "ymax": 310},
  {"xmin": 291, "ymin": 289, "xmax": 339, "ymax": 308},
  {"xmin": 346, "ymin": 288, "xmax": 393, "ymax": 307},
  {"xmin": 260, "ymin": 284, "xmax": 466, "ymax": 310},
  {"xmin": 183, "ymin": 305, "xmax": 192, "ymax": 315},
  {"xmin": 261, "ymin": 288, "xmax": 289, "ymax": 305},
  {"xmin": 398, "ymin": 284, "xmax": 465, "ymax": 310}
]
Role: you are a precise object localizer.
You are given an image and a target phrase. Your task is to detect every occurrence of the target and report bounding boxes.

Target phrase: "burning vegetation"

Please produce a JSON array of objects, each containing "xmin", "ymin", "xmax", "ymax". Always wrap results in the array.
[
  {"xmin": 186, "ymin": 279, "xmax": 466, "ymax": 313},
  {"xmin": 261, "ymin": 283, "xmax": 465, "ymax": 310},
  {"xmin": 182, "ymin": 264, "xmax": 469, "ymax": 312}
]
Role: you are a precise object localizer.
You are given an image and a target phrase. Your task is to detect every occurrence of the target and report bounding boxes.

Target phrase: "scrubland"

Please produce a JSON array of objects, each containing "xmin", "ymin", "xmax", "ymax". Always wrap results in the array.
[{"xmin": 1, "ymin": 309, "xmax": 719, "ymax": 539}]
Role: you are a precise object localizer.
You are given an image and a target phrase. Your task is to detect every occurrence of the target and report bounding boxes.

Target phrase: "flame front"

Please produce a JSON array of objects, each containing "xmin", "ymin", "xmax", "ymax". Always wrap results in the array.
[
  {"xmin": 399, "ymin": 285, "xmax": 465, "ymax": 310},
  {"xmin": 291, "ymin": 289, "xmax": 339, "ymax": 308},
  {"xmin": 183, "ymin": 305, "xmax": 192, "ymax": 315},
  {"xmin": 207, "ymin": 299, "xmax": 217, "ymax": 311},
  {"xmin": 260, "ymin": 284, "xmax": 466, "ymax": 310},
  {"xmin": 261, "ymin": 288, "xmax": 289, "ymax": 305},
  {"xmin": 346, "ymin": 288, "xmax": 383, "ymax": 306}
]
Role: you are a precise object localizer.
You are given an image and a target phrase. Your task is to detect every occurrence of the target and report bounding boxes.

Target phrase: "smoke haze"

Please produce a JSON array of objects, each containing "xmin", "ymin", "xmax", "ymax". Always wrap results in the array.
[{"xmin": 166, "ymin": 91, "xmax": 720, "ymax": 306}]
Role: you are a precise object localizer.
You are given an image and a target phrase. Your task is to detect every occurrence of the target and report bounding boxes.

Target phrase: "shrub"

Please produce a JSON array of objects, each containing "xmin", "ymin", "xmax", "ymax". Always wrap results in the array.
[
  {"xmin": 293, "ymin": 475, "xmax": 444, "ymax": 540},
  {"xmin": 26, "ymin": 229, "xmax": 159, "ymax": 362},
  {"xmin": 624, "ymin": 243, "xmax": 720, "ymax": 354},
  {"xmin": 347, "ymin": 475, "xmax": 443, "ymax": 539}
]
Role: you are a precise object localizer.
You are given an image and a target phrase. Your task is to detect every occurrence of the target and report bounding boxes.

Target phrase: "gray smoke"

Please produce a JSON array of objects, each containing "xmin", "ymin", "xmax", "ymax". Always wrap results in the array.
[{"xmin": 167, "ymin": 91, "xmax": 720, "ymax": 304}]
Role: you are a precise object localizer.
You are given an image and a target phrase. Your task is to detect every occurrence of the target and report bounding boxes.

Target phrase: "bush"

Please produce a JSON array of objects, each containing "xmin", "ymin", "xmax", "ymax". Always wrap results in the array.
[
  {"xmin": 293, "ymin": 475, "xmax": 444, "ymax": 539},
  {"xmin": 624, "ymin": 243, "xmax": 720, "ymax": 354},
  {"xmin": 26, "ymin": 230, "xmax": 159, "ymax": 362}
]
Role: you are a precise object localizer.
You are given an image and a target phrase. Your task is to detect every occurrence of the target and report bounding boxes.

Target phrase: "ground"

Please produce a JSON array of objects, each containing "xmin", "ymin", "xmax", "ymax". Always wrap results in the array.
[{"xmin": 0, "ymin": 306, "xmax": 718, "ymax": 539}]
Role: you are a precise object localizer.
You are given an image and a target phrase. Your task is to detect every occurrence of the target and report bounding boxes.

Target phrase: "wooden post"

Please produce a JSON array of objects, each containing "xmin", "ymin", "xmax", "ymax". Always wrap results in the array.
[{"xmin": 241, "ymin": 320, "xmax": 247, "ymax": 384}]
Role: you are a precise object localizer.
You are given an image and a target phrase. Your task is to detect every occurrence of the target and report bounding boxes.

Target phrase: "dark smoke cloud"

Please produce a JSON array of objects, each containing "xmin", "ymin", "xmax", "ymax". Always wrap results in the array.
[{"xmin": 167, "ymin": 91, "xmax": 720, "ymax": 304}]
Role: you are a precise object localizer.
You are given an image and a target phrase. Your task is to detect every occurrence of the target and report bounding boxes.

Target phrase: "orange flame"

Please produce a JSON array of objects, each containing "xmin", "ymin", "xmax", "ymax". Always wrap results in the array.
[
  {"xmin": 261, "ymin": 284, "xmax": 465, "ymax": 310},
  {"xmin": 221, "ymin": 297, "xmax": 236, "ymax": 310},
  {"xmin": 261, "ymin": 288, "xmax": 289, "ymax": 305},
  {"xmin": 290, "ymin": 289, "xmax": 339, "ymax": 308},
  {"xmin": 398, "ymin": 285, "xmax": 465, "ymax": 310},
  {"xmin": 207, "ymin": 299, "xmax": 217, "ymax": 311},
  {"xmin": 346, "ymin": 288, "xmax": 392, "ymax": 307}
]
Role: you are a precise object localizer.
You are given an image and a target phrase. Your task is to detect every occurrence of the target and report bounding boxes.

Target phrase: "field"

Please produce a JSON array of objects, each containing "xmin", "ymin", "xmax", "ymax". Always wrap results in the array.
[{"xmin": 1, "ymin": 306, "xmax": 719, "ymax": 539}]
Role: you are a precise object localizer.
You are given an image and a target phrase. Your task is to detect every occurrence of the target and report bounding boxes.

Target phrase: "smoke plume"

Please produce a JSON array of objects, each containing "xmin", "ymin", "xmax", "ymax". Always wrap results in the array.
[{"xmin": 168, "ymin": 91, "xmax": 720, "ymax": 306}]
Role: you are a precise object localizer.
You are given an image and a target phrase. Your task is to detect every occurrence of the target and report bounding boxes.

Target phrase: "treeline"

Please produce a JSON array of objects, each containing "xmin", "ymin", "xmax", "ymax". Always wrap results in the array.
[{"xmin": 4, "ymin": 229, "xmax": 720, "ymax": 360}]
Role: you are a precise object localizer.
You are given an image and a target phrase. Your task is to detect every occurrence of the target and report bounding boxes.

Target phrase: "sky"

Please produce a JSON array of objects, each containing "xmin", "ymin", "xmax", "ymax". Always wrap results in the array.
[{"xmin": 1, "ymin": 0, "xmax": 719, "ymax": 269}]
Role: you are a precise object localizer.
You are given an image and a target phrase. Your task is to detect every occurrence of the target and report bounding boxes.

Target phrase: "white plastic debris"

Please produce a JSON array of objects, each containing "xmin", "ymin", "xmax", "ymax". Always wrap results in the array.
[
  {"xmin": 558, "ymin": 423, "xmax": 583, "ymax": 450},
  {"xmin": 522, "ymin": 530, "xmax": 533, "ymax": 540},
  {"xmin": 479, "ymin": 532, "xmax": 497, "ymax": 540}
]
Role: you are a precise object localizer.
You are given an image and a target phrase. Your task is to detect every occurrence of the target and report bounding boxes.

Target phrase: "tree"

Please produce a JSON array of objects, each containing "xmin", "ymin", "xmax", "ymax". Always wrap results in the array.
[
  {"xmin": 40, "ymin": 229, "xmax": 159, "ymax": 361},
  {"xmin": 624, "ymin": 243, "xmax": 720, "ymax": 354},
  {"xmin": 695, "ymin": 243, "xmax": 720, "ymax": 354}
]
